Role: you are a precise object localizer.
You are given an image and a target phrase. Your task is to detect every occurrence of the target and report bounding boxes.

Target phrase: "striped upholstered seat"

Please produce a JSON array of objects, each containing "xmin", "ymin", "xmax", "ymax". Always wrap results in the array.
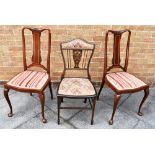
[
  {"xmin": 7, "ymin": 70, "xmax": 49, "ymax": 90},
  {"xmin": 106, "ymin": 72, "xmax": 147, "ymax": 92}
]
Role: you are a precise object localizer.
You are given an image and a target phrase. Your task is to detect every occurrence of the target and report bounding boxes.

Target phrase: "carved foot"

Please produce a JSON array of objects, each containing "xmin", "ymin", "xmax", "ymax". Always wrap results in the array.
[
  {"xmin": 138, "ymin": 112, "xmax": 143, "ymax": 116},
  {"xmin": 109, "ymin": 119, "xmax": 113, "ymax": 125},
  {"xmin": 91, "ymin": 120, "xmax": 94, "ymax": 125},
  {"xmin": 8, "ymin": 113, "xmax": 13, "ymax": 117},
  {"xmin": 42, "ymin": 118, "xmax": 47, "ymax": 123}
]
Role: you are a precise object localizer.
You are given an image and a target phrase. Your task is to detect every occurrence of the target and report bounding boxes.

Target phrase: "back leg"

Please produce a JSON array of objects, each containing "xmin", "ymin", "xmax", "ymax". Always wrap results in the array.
[
  {"xmin": 84, "ymin": 98, "xmax": 87, "ymax": 103},
  {"xmin": 4, "ymin": 87, "xmax": 13, "ymax": 117},
  {"xmin": 48, "ymin": 82, "xmax": 53, "ymax": 100},
  {"xmin": 97, "ymin": 80, "xmax": 105, "ymax": 100},
  {"xmin": 138, "ymin": 87, "xmax": 149, "ymax": 116}
]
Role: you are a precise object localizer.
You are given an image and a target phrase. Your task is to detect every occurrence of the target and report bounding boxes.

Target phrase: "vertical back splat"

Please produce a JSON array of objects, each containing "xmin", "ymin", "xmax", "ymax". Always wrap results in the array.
[
  {"xmin": 112, "ymin": 33, "xmax": 121, "ymax": 66},
  {"xmin": 32, "ymin": 30, "xmax": 42, "ymax": 64},
  {"xmin": 73, "ymin": 50, "xmax": 82, "ymax": 68}
]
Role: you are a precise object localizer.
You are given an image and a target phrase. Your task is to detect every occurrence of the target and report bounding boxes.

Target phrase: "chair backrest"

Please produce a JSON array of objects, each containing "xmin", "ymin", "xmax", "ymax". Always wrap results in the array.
[
  {"xmin": 60, "ymin": 38, "xmax": 95, "ymax": 79},
  {"xmin": 22, "ymin": 27, "xmax": 51, "ymax": 74},
  {"xmin": 104, "ymin": 29, "xmax": 131, "ymax": 75}
]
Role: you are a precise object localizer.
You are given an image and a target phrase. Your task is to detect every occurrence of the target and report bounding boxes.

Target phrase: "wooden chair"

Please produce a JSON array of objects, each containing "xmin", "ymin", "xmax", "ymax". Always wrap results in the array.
[
  {"xmin": 57, "ymin": 38, "xmax": 97, "ymax": 125},
  {"xmin": 97, "ymin": 30, "xmax": 149, "ymax": 125},
  {"xmin": 4, "ymin": 27, "xmax": 53, "ymax": 123}
]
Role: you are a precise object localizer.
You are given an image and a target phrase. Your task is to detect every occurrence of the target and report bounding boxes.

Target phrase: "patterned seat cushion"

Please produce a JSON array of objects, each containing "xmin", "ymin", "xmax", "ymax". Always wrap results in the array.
[
  {"xmin": 7, "ymin": 70, "xmax": 49, "ymax": 90},
  {"xmin": 106, "ymin": 72, "xmax": 147, "ymax": 91},
  {"xmin": 58, "ymin": 78, "xmax": 96, "ymax": 96}
]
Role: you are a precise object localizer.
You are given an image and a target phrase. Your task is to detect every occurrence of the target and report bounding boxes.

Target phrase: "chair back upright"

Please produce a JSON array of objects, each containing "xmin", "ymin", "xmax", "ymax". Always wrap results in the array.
[
  {"xmin": 22, "ymin": 27, "xmax": 51, "ymax": 75},
  {"xmin": 60, "ymin": 38, "xmax": 95, "ymax": 80},
  {"xmin": 104, "ymin": 30, "xmax": 131, "ymax": 77}
]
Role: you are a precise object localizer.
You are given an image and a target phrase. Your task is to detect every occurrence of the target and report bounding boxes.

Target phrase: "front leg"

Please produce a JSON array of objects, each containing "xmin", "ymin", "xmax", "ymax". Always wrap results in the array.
[
  {"xmin": 138, "ymin": 87, "xmax": 149, "ymax": 116},
  {"xmin": 109, "ymin": 94, "xmax": 121, "ymax": 125},
  {"xmin": 4, "ymin": 87, "xmax": 13, "ymax": 117},
  {"xmin": 38, "ymin": 92, "xmax": 47, "ymax": 123}
]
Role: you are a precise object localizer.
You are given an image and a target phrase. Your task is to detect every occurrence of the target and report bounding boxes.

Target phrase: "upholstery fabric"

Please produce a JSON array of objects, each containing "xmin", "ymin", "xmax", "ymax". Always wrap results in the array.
[
  {"xmin": 106, "ymin": 72, "xmax": 147, "ymax": 91},
  {"xmin": 7, "ymin": 70, "xmax": 49, "ymax": 90},
  {"xmin": 58, "ymin": 78, "xmax": 96, "ymax": 96},
  {"xmin": 61, "ymin": 39, "xmax": 94, "ymax": 49}
]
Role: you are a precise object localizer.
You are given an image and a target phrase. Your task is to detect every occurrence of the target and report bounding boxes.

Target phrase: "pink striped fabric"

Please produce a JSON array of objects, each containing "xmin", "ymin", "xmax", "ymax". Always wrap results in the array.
[
  {"xmin": 106, "ymin": 72, "xmax": 147, "ymax": 91},
  {"xmin": 7, "ymin": 70, "xmax": 49, "ymax": 90}
]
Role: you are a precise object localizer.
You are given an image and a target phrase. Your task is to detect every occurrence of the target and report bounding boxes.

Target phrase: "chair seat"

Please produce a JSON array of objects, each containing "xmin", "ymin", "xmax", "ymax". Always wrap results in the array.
[
  {"xmin": 7, "ymin": 70, "xmax": 49, "ymax": 90},
  {"xmin": 106, "ymin": 72, "xmax": 147, "ymax": 92},
  {"xmin": 58, "ymin": 78, "xmax": 96, "ymax": 96}
]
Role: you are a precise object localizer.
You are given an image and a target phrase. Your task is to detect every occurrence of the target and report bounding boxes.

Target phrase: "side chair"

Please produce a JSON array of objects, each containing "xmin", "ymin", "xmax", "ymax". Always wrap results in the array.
[
  {"xmin": 57, "ymin": 38, "xmax": 97, "ymax": 125},
  {"xmin": 4, "ymin": 27, "xmax": 53, "ymax": 123},
  {"xmin": 97, "ymin": 30, "xmax": 149, "ymax": 125}
]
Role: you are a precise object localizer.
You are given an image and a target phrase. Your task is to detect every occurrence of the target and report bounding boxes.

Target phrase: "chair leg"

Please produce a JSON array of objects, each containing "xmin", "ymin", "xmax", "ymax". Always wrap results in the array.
[
  {"xmin": 38, "ymin": 92, "xmax": 47, "ymax": 123},
  {"xmin": 84, "ymin": 98, "xmax": 87, "ymax": 103},
  {"xmin": 138, "ymin": 87, "xmax": 149, "ymax": 116},
  {"xmin": 30, "ymin": 93, "xmax": 32, "ymax": 96},
  {"xmin": 97, "ymin": 80, "xmax": 105, "ymax": 100},
  {"xmin": 91, "ymin": 97, "xmax": 97, "ymax": 125},
  {"xmin": 57, "ymin": 97, "xmax": 61, "ymax": 125},
  {"xmin": 4, "ymin": 88, "xmax": 13, "ymax": 117},
  {"xmin": 109, "ymin": 94, "xmax": 121, "ymax": 125},
  {"xmin": 61, "ymin": 98, "xmax": 63, "ymax": 102},
  {"xmin": 48, "ymin": 82, "xmax": 53, "ymax": 100}
]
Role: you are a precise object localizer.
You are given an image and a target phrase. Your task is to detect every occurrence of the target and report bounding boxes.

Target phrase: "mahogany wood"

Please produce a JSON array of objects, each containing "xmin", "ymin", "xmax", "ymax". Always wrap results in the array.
[
  {"xmin": 98, "ymin": 30, "xmax": 149, "ymax": 125},
  {"xmin": 4, "ymin": 27, "xmax": 53, "ymax": 123}
]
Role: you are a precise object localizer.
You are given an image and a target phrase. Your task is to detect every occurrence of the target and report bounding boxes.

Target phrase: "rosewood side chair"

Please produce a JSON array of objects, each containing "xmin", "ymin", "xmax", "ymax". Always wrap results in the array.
[
  {"xmin": 57, "ymin": 38, "xmax": 97, "ymax": 125},
  {"xmin": 97, "ymin": 30, "xmax": 149, "ymax": 125},
  {"xmin": 4, "ymin": 27, "xmax": 53, "ymax": 123}
]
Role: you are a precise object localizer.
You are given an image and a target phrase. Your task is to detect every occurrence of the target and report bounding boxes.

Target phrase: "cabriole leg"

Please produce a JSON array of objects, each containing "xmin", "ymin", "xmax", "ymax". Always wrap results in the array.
[
  {"xmin": 4, "ymin": 87, "xmax": 13, "ymax": 117},
  {"xmin": 138, "ymin": 87, "xmax": 149, "ymax": 116},
  {"xmin": 38, "ymin": 92, "xmax": 47, "ymax": 123},
  {"xmin": 109, "ymin": 94, "xmax": 121, "ymax": 125}
]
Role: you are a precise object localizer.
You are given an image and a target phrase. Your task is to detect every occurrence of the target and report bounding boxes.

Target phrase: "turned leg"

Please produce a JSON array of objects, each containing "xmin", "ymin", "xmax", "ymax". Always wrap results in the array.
[
  {"xmin": 138, "ymin": 87, "xmax": 149, "ymax": 116},
  {"xmin": 109, "ymin": 94, "xmax": 121, "ymax": 125},
  {"xmin": 38, "ymin": 92, "xmax": 47, "ymax": 123},
  {"xmin": 57, "ymin": 97, "xmax": 61, "ymax": 125},
  {"xmin": 48, "ymin": 82, "xmax": 53, "ymax": 100},
  {"xmin": 91, "ymin": 97, "xmax": 97, "ymax": 125},
  {"xmin": 97, "ymin": 80, "xmax": 105, "ymax": 100},
  {"xmin": 4, "ymin": 88, "xmax": 13, "ymax": 117}
]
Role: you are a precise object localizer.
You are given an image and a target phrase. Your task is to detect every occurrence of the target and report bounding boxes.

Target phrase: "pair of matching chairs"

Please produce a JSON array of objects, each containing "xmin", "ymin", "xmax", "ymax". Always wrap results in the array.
[{"xmin": 4, "ymin": 27, "xmax": 149, "ymax": 125}]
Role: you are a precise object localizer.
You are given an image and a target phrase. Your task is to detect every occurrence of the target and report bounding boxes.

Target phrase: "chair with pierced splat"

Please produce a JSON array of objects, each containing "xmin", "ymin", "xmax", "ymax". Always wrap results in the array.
[
  {"xmin": 57, "ymin": 38, "xmax": 97, "ymax": 125},
  {"xmin": 97, "ymin": 30, "xmax": 149, "ymax": 125},
  {"xmin": 4, "ymin": 27, "xmax": 53, "ymax": 123}
]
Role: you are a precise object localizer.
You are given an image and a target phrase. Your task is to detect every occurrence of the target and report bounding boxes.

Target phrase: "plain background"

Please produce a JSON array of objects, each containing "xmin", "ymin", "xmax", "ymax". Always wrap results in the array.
[{"xmin": 0, "ymin": 0, "xmax": 155, "ymax": 155}]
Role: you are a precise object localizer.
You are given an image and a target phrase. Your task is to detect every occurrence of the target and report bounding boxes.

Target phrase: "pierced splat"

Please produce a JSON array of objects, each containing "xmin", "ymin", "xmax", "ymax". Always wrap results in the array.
[
  {"xmin": 60, "ymin": 38, "xmax": 95, "ymax": 79},
  {"xmin": 112, "ymin": 33, "xmax": 122, "ymax": 66},
  {"xmin": 31, "ymin": 30, "xmax": 42, "ymax": 64},
  {"xmin": 73, "ymin": 50, "xmax": 82, "ymax": 68}
]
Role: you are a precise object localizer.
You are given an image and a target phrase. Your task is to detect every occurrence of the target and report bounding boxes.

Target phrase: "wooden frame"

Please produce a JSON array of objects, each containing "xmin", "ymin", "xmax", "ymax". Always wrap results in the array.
[
  {"xmin": 97, "ymin": 30, "xmax": 149, "ymax": 125},
  {"xmin": 4, "ymin": 27, "xmax": 53, "ymax": 123},
  {"xmin": 57, "ymin": 38, "xmax": 97, "ymax": 125}
]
